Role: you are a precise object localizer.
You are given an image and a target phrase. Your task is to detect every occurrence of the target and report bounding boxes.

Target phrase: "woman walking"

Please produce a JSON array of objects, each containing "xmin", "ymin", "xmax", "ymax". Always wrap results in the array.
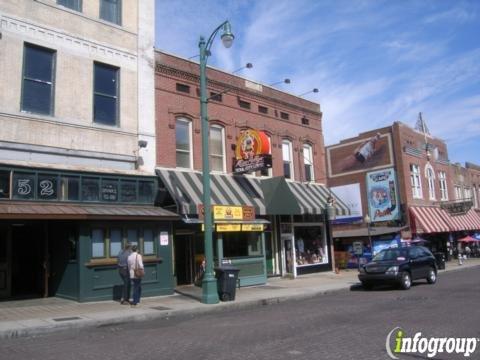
[{"xmin": 127, "ymin": 245, "xmax": 144, "ymax": 307}]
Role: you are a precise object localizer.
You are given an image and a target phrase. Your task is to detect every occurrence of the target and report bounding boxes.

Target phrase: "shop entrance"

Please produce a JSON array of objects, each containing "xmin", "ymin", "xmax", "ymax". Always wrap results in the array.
[
  {"xmin": 0, "ymin": 223, "xmax": 47, "ymax": 300},
  {"xmin": 174, "ymin": 233, "xmax": 195, "ymax": 286}
]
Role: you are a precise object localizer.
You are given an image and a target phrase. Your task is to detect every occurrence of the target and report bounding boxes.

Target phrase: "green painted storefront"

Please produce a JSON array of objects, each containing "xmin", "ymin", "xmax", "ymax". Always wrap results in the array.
[{"xmin": 0, "ymin": 166, "xmax": 178, "ymax": 302}]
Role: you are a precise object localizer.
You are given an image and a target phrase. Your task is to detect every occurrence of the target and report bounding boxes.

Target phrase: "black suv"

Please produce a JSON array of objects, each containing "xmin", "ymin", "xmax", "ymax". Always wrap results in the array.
[{"xmin": 358, "ymin": 246, "xmax": 437, "ymax": 290}]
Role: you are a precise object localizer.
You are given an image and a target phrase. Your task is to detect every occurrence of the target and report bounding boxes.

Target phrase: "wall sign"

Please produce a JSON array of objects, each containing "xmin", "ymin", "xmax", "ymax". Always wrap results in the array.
[
  {"xmin": 160, "ymin": 232, "xmax": 169, "ymax": 246},
  {"xmin": 198, "ymin": 205, "xmax": 256, "ymax": 221},
  {"xmin": 233, "ymin": 129, "xmax": 272, "ymax": 174},
  {"xmin": 366, "ymin": 168, "xmax": 399, "ymax": 222}
]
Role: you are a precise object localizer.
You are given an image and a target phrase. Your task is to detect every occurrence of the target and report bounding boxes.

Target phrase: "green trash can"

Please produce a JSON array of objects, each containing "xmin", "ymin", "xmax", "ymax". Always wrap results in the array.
[{"xmin": 214, "ymin": 266, "xmax": 240, "ymax": 301}]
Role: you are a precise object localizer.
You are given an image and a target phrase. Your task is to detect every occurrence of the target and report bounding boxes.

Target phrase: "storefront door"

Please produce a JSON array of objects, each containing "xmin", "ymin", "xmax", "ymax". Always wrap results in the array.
[
  {"xmin": 282, "ymin": 234, "xmax": 295, "ymax": 277},
  {"xmin": 0, "ymin": 225, "xmax": 11, "ymax": 298},
  {"xmin": 174, "ymin": 233, "xmax": 195, "ymax": 286},
  {"xmin": 10, "ymin": 223, "xmax": 46, "ymax": 298}
]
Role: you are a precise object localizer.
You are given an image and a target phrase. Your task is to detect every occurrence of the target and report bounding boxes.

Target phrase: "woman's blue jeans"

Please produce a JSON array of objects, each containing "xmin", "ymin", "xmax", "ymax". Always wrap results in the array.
[{"xmin": 131, "ymin": 278, "xmax": 142, "ymax": 305}]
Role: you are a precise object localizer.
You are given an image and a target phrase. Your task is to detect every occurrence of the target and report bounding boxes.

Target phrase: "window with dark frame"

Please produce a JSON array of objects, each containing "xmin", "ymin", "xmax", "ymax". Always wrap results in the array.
[
  {"xmin": 100, "ymin": 0, "xmax": 121, "ymax": 25},
  {"xmin": 210, "ymin": 92, "xmax": 223, "ymax": 102},
  {"xmin": 280, "ymin": 112, "xmax": 290, "ymax": 120},
  {"xmin": 57, "ymin": 0, "xmax": 82, "ymax": 11},
  {"xmin": 258, "ymin": 105, "xmax": 268, "ymax": 114},
  {"xmin": 21, "ymin": 44, "xmax": 56, "ymax": 115},
  {"xmin": 0, "ymin": 171, "xmax": 10, "ymax": 199},
  {"xmin": 176, "ymin": 83, "xmax": 190, "ymax": 94},
  {"xmin": 93, "ymin": 62, "xmax": 119, "ymax": 126},
  {"xmin": 301, "ymin": 116, "xmax": 310, "ymax": 125},
  {"xmin": 238, "ymin": 99, "xmax": 251, "ymax": 110}
]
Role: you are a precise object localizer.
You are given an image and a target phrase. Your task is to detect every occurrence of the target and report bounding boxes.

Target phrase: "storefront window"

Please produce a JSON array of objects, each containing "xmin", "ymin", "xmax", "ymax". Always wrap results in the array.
[
  {"xmin": 121, "ymin": 180, "xmax": 137, "ymax": 202},
  {"xmin": 60, "ymin": 176, "xmax": 80, "ymax": 201},
  {"xmin": 101, "ymin": 179, "xmax": 118, "ymax": 202},
  {"xmin": 294, "ymin": 226, "xmax": 327, "ymax": 266},
  {"xmin": 223, "ymin": 232, "xmax": 263, "ymax": 258},
  {"xmin": 143, "ymin": 229, "xmax": 155, "ymax": 255},
  {"xmin": 138, "ymin": 181, "xmax": 154, "ymax": 203},
  {"xmin": 82, "ymin": 177, "xmax": 100, "ymax": 202},
  {"xmin": 92, "ymin": 229, "xmax": 105, "ymax": 258},
  {"xmin": 127, "ymin": 228, "xmax": 138, "ymax": 246},
  {"xmin": 0, "ymin": 171, "xmax": 10, "ymax": 198},
  {"xmin": 110, "ymin": 228, "xmax": 122, "ymax": 256},
  {"xmin": 12, "ymin": 172, "xmax": 35, "ymax": 200},
  {"xmin": 38, "ymin": 174, "xmax": 58, "ymax": 200}
]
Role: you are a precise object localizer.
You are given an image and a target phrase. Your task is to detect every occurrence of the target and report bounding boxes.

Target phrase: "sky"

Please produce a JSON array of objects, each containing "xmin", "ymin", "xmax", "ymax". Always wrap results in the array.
[{"xmin": 155, "ymin": 0, "xmax": 480, "ymax": 165}]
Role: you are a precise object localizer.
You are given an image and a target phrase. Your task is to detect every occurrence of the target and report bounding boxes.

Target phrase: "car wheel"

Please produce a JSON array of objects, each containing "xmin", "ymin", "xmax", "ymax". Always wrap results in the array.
[
  {"xmin": 426, "ymin": 268, "xmax": 437, "ymax": 284},
  {"xmin": 400, "ymin": 272, "xmax": 411, "ymax": 290},
  {"xmin": 361, "ymin": 281, "xmax": 373, "ymax": 290}
]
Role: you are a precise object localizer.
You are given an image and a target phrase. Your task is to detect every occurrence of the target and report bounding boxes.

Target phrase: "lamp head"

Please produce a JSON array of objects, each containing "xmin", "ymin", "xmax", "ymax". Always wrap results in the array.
[
  {"xmin": 284, "ymin": 78, "xmax": 291, "ymax": 84},
  {"xmin": 221, "ymin": 21, "xmax": 234, "ymax": 48}
]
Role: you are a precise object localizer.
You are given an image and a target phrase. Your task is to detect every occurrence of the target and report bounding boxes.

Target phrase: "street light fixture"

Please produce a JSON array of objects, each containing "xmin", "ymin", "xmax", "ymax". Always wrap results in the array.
[
  {"xmin": 199, "ymin": 21, "xmax": 234, "ymax": 304},
  {"xmin": 269, "ymin": 78, "xmax": 291, "ymax": 86},
  {"xmin": 298, "ymin": 88, "xmax": 318, "ymax": 97},
  {"xmin": 326, "ymin": 198, "xmax": 337, "ymax": 273},
  {"xmin": 364, "ymin": 214, "xmax": 373, "ymax": 254}
]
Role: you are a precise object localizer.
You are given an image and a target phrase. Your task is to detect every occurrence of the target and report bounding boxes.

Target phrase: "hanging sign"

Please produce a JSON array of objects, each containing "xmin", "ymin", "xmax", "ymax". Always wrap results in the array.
[
  {"xmin": 241, "ymin": 224, "xmax": 264, "ymax": 231},
  {"xmin": 233, "ymin": 129, "xmax": 272, "ymax": 174},
  {"xmin": 198, "ymin": 205, "xmax": 255, "ymax": 220}
]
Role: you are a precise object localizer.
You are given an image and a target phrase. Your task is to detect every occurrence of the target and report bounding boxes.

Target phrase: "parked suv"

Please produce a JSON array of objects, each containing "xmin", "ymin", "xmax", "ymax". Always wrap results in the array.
[{"xmin": 358, "ymin": 246, "xmax": 437, "ymax": 290}]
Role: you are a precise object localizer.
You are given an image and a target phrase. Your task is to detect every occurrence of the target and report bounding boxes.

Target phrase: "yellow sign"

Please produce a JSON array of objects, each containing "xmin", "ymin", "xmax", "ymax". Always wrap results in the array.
[
  {"xmin": 241, "ymin": 224, "xmax": 264, "ymax": 231},
  {"xmin": 213, "ymin": 206, "xmax": 243, "ymax": 220},
  {"xmin": 216, "ymin": 224, "xmax": 242, "ymax": 232}
]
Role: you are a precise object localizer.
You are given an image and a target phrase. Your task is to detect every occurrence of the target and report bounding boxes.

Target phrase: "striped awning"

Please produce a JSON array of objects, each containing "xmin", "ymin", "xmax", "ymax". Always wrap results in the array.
[
  {"xmin": 409, "ymin": 206, "xmax": 451, "ymax": 234},
  {"xmin": 287, "ymin": 181, "xmax": 350, "ymax": 216},
  {"xmin": 156, "ymin": 169, "xmax": 266, "ymax": 215},
  {"xmin": 439, "ymin": 208, "xmax": 480, "ymax": 232},
  {"xmin": 410, "ymin": 206, "xmax": 480, "ymax": 234}
]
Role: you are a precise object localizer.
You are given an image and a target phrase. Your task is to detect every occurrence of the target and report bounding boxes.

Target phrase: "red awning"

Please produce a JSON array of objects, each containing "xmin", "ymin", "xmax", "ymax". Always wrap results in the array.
[
  {"xmin": 409, "ymin": 206, "xmax": 451, "ymax": 234},
  {"xmin": 439, "ymin": 208, "xmax": 480, "ymax": 232}
]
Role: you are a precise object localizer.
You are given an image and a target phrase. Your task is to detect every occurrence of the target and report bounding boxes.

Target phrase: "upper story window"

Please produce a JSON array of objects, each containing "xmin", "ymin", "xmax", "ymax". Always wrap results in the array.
[
  {"xmin": 210, "ymin": 92, "xmax": 222, "ymax": 102},
  {"xmin": 57, "ymin": 0, "xmax": 82, "ymax": 11},
  {"xmin": 175, "ymin": 118, "xmax": 192, "ymax": 169},
  {"xmin": 454, "ymin": 185, "xmax": 462, "ymax": 200},
  {"xmin": 425, "ymin": 165, "xmax": 436, "ymax": 200},
  {"xmin": 280, "ymin": 112, "xmax": 290, "ymax": 120},
  {"xmin": 438, "ymin": 171, "xmax": 448, "ymax": 201},
  {"xmin": 100, "ymin": 0, "xmax": 122, "ymax": 25},
  {"xmin": 258, "ymin": 105, "xmax": 268, "ymax": 114},
  {"xmin": 210, "ymin": 125, "xmax": 225, "ymax": 172},
  {"xmin": 282, "ymin": 140, "xmax": 294, "ymax": 180},
  {"xmin": 303, "ymin": 144, "xmax": 314, "ymax": 182},
  {"xmin": 474, "ymin": 186, "xmax": 479, "ymax": 208},
  {"xmin": 176, "ymin": 83, "xmax": 190, "ymax": 94},
  {"xmin": 238, "ymin": 99, "xmax": 251, "ymax": 110},
  {"xmin": 410, "ymin": 164, "xmax": 422, "ymax": 199},
  {"xmin": 464, "ymin": 187, "xmax": 472, "ymax": 201},
  {"xmin": 21, "ymin": 43, "xmax": 56, "ymax": 116},
  {"xmin": 301, "ymin": 116, "xmax": 310, "ymax": 125},
  {"xmin": 93, "ymin": 62, "xmax": 119, "ymax": 126}
]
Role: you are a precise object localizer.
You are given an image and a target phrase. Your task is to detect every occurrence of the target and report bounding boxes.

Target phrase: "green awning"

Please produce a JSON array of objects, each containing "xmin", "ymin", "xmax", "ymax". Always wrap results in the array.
[{"xmin": 260, "ymin": 177, "xmax": 301, "ymax": 215}]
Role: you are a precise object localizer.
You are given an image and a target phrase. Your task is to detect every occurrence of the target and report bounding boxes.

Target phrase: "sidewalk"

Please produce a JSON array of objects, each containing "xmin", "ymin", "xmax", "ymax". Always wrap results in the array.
[{"xmin": 1, "ymin": 258, "xmax": 479, "ymax": 339}]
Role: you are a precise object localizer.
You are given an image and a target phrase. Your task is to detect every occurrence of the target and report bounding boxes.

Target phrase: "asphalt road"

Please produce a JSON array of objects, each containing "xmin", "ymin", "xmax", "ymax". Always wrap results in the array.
[{"xmin": 1, "ymin": 267, "xmax": 480, "ymax": 360}]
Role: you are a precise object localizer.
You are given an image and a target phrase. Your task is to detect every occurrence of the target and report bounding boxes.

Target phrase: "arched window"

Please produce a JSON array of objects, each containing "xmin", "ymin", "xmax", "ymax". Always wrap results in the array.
[
  {"xmin": 303, "ymin": 143, "xmax": 314, "ymax": 182},
  {"xmin": 425, "ymin": 164, "xmax": 436, "ymax": 200},
  {"xmin": 282, "ymin": 140, "xmax": 294, "ymax": 180},
  {"xmin": 210, "ymin": 125, "xmax": 225, "ymax": 173},
  {"xmin": 175, "ymin": 117, "xmax": 192, "ymax": 169}
]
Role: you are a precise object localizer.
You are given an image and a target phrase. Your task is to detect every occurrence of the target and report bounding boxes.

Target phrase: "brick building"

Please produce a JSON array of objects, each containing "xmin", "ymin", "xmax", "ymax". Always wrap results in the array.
[
  {"xmin": 154, "ymin": 51, "xmax": 349, "ymax": 284},
  {"xmin": 326, "ymin": 116, "xmax": 480, "ymax": 266}
]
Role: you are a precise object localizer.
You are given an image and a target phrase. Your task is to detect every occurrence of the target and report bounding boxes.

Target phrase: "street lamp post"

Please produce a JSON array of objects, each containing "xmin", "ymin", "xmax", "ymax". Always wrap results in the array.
[
  {"xmin": 326, "ymin": 199, "xmax": 336, "ymax": 273},
  {"xmin": 199, "ymin": 21, "xmax": 234, "ymax": 304},
  {"xmin": 364, "ymin": 214, "xmax": 373, "ymax": 255}
]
